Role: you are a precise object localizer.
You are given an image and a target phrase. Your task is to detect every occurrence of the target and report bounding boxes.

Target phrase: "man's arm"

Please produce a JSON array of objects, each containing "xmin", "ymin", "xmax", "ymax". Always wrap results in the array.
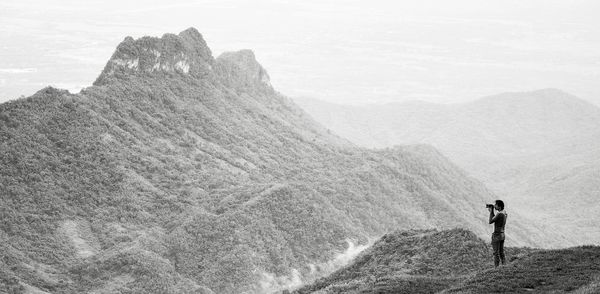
[{"xmin": 489, "ymin": 208, "xmax": 497, "ymax": 224}]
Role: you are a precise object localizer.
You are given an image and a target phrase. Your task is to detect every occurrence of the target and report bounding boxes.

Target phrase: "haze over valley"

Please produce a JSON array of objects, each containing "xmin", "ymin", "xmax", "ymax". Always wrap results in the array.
[{"xmin": 296, "ymin": 90, "xmax": 600, "ymax": 247}]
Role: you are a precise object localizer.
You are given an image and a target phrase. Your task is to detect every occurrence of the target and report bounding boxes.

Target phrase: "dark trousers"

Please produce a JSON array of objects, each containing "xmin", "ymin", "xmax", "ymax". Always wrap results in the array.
[{"xmin": 492, "ymin": 233, "xmax": 505, "ymax": 267}]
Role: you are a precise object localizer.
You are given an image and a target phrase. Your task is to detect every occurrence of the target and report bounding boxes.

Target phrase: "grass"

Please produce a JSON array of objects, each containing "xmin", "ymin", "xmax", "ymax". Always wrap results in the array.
[{"xmin": 446, "ymin": 246, "xmax": 600, "ymax": 293}]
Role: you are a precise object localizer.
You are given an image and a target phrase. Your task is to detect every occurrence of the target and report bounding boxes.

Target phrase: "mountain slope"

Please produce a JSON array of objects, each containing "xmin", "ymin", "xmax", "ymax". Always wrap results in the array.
[
  {"xmin": 295, "ymin": 229, "xmax": 600, "ymax": 294},
  {"xmin": 295, "ymin": 91, "xmax": 600, "ymax": 247},
  {"xmin": 1, "ymin": 28, "xmax": 534, "ymax": 294}
]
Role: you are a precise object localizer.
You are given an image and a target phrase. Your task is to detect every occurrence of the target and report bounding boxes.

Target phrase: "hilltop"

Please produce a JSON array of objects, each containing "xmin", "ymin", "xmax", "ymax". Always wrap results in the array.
[
  {"xmin": 294, "ymin": 229, "xmax": 600, "ymax": 294},
  {"xmin": 295, "ymin": 91, "xmax": 600, "ymax": 247}
]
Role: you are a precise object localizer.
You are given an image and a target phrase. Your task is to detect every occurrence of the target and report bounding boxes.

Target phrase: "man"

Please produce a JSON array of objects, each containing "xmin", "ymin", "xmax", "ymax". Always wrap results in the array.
[{"xmin": 488, "ymin": 200, "xmax": 507, "ymax": 267}]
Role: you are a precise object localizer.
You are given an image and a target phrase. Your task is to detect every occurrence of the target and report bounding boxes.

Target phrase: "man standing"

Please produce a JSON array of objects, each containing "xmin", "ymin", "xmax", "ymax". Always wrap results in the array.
[{"xmin": 489, "ymin": 200, "xmax": 507, "ymax": 267}]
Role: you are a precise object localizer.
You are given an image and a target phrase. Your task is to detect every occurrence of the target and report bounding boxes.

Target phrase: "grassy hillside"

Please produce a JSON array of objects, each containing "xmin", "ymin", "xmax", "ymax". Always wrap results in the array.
[
  {"xmin": 0, "ymin": 28, "xmax": 537, "ymax": 293},
  {"xmin": 295, "ymin": 229, "xmax": 600, "ymax": 294},
  {"xmin": 293, "ymin": 229, "xmax": 491, "ymax": 294},
  {"xmin": 294, "ymin": 92, "xmax": 600, "ymax": 247},
  {"xmin": 444, "ymin": 246, "xmax": 600, "ymax": 293}
]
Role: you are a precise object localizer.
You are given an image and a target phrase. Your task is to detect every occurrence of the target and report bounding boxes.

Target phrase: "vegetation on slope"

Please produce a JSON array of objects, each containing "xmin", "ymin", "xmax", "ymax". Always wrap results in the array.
[
  {"xmin": 296, "ymin": 229, "xmax": 600, "ymax": 294},
  {"xmin": 294, "ymin": 229, "xmax": 533, "ymax": 294}
]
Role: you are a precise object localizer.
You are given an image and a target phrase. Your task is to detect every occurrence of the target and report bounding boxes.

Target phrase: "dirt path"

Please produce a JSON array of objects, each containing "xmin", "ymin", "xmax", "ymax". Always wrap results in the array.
[{"xmin": 61, "ymin": 220, "xmax": 98, "ymax": 258}]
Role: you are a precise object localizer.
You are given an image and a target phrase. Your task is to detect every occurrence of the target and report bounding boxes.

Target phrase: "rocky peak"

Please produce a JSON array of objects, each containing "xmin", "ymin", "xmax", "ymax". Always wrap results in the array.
[
  {"xmin": 216, "ymin": 49, "xmax": 272, "ymax": 90},
  {"xmin": 178, "ymin": 27, "xmax": 214, "ymax": 65},
  {"xmin": 34, "ymin": 86, "xmax": 71, "ymax": 97},
  {"xmin": 94, "ymin": 27, "xmax": 214, "ymax": 86}
]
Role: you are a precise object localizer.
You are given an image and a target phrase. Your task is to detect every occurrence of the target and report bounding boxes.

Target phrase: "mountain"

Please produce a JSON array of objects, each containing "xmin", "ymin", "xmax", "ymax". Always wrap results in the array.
[
  {"xmin": 294, "ymin": 91, "xmax": 600, "ymax": 247},
  {"xmin": 0, "ymin": 28, "xmax": 541, "ymax": 294},
  {"xmin": 294, "ymin": 229, "xmax": 600, "ymax": 294}
]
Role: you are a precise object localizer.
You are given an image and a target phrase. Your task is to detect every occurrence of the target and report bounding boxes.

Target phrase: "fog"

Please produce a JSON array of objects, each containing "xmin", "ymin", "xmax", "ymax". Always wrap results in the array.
[
  {"xmin": 259, "ymin": 239, "xmax": 371, "ymax": 293},
  {"xmin": 1, "ymin": 0, "xmax": 599, "ymax": 105}
]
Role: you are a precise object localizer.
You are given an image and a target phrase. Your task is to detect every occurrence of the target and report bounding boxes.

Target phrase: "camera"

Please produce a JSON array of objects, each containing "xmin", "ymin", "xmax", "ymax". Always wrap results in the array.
[{"xmin": 486, "ymin": 204, "xmax": 494, "ymax": 209}]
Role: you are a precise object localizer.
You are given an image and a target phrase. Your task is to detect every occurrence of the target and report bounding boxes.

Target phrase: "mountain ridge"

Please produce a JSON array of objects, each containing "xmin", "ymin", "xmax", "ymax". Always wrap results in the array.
[{"xmin": 294, "ymin": 90, "xmax": 600, "ymax": 247}]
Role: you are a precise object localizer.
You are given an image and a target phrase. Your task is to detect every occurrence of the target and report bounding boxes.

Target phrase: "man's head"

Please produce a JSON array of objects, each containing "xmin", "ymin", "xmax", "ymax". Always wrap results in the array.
[{"xmin": 495, "ymin": 200, "xmax": 505, "ymax": 211}]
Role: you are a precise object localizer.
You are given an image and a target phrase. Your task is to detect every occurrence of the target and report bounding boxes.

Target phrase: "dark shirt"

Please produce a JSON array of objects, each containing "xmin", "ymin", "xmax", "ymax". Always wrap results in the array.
[{"xmin": 489, "ymin": 210, "xmax": 507, "ymax": 233}]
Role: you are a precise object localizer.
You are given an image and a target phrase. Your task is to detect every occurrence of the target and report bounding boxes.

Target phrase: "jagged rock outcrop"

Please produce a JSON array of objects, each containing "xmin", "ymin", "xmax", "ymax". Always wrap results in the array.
[
  {"xmin": 94, "ymin": 27, "xmax": 215, "ymax": 85},
  {"xmin": 216, "ymin": 49, "xmax": 272, "ymax": 91}
]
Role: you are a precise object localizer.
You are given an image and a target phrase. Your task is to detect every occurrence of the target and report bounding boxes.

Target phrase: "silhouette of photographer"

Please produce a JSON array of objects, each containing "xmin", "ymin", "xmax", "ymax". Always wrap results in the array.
[{"xmin": 488, "ymin": 200, "xmax": 507, "ymax": 267}]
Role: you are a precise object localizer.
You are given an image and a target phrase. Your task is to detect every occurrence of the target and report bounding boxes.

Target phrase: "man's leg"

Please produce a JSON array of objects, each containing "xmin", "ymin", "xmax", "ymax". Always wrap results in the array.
[
  {"xmin": 499, "ymin": 240, "xmax": 505, "ymax": 265},
  {"xmin": 492, "ymin": 239, "xmax": 500, "ymax": 267}
]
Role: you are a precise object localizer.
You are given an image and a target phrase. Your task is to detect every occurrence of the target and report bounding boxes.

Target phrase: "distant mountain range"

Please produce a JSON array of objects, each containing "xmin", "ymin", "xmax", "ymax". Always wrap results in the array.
[
  {"xmin": 294, "ymin": 228, "xmax": 600, "ymax": 293},
  {"xmin": 295, "ymin": 90, "xmax": 600, "ymax": 247},
  {"xmin": 0, "ymin": 28, "xmax": 544, "ymax": 294}
]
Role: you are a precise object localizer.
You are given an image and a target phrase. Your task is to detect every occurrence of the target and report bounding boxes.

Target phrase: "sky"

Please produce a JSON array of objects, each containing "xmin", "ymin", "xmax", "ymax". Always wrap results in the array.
[{"xmin": 1, "ymin": 0, "xmax": 599, "ymax": 105}]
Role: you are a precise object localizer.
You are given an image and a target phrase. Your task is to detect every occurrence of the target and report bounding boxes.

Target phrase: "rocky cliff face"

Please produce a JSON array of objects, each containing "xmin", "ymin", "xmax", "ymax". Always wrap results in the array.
[
  {"xmin": 94, "ymin": 28, "xmax": 215, "ymax": 85},
  {"xmin": 217, "ymin": 49, "xmax": 272, "ymax": 90},
  {"xmin": 95, "ymin": 28, "xmax": 272, "ymax": 93}
]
